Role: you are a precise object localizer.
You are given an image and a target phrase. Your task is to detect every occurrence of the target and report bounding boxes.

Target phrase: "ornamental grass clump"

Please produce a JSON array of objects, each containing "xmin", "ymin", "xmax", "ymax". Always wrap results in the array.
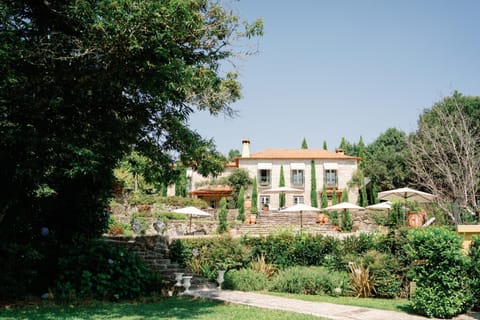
[
  {"xmin": 348, "ymin": 261, "xmax": 375, "ymax": 298},
  {"xmin": 269, "ymin": 266, "xmax": 348, "ymax": 296},
  {"xmin": 250, "ymin": 254, "xmax": 277, "ymax": 278}
]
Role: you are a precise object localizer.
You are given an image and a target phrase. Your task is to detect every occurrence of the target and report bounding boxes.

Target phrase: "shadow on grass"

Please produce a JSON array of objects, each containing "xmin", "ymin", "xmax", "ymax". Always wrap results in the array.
[{"xmin": 0, "ymin": 297, "xmax": 222, "ymax": 320}]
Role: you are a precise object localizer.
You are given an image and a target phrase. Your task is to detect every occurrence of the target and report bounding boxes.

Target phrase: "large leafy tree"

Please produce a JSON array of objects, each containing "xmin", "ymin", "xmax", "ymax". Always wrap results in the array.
[
  {"xmin": 1, "ymin": 0, "xmax": 261, "ymax": 236},
  {"xmin": 363, "ymin": 128, "xmax": 411, "ymax": 191},
  {"xmin": 0, "ymin": 0, "xmax": 261, "ymax": 295},
  {"xmin": 226, "ymin": 168, "xmax": 251, "ymax": 204},
  {"xmin": 408, "ymin": 93, "xmax": 480, "ymax": 221}
]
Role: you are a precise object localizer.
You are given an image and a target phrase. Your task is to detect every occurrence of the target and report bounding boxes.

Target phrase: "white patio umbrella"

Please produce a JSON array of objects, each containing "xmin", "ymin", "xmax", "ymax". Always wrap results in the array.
[
  {"xmin": 378, "ymin": 187, "xmax": 435, "ymax": 203},
  {"xmin": 366, "ymin": 201, "xmax": 392, "ymax": 210},
  {"xmin": 172, "ymin": 206, "xmax": 211, "ymax": 233},
  {"xmin": 280, "ymin": 203, "xmax": 321, "ymax": 228},
  {"xmin": 323, "ymin": 202, "xmax": 365, "ymax": 211},
  {"xmin": 378, "ymin": 187, "xmax": 434, "ymax": 225}
]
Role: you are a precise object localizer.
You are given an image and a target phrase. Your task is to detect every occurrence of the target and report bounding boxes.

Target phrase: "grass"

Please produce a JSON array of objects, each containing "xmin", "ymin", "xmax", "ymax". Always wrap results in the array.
[
  {"xmin": 263, "ymin": 291, "xmax": 414, "ymax": 313},
  {"xmin": 0, "ymin": 296, "xmax": 327, "ymax": 320}
]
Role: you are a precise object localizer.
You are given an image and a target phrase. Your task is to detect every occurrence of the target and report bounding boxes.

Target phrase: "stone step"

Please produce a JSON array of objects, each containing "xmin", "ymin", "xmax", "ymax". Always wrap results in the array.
[{"xmin": 236, "ymin": 211, "xmax": 337, "ymax": 236}]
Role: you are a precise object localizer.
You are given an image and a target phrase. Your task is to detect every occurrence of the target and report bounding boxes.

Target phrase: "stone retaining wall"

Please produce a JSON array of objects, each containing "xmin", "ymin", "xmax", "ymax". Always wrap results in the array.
[{"xmin": 103, "ymin": 235, "xmax": 171, "ymax": 271}]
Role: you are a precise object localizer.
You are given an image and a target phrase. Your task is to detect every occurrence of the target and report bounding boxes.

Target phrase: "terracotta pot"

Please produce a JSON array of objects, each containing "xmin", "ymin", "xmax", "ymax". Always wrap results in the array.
[
  {"xmin": 316, "ymin": 213, "xmax": 329, "ymax": 224},
  {"xmin": 408, "ymin": 210, "xmax": 426, "ymax": 227}
]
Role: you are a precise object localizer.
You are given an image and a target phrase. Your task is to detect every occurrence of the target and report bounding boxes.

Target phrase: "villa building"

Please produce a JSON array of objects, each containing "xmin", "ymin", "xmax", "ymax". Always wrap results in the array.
[
  {"xmin": 188, "ymin": 139, "xmax": 360, "ymax": 210},
  {"xmin": 236, "ymin": 139, "xmax": 360, "ymax": 210}
]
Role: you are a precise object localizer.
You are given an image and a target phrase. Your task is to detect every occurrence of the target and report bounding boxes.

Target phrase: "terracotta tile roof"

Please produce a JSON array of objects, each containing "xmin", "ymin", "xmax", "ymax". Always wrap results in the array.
[
  {"xmin": 243, "ymin": 149, "xmax": 359, "ymax": 161},
  {"xmin": 190, "ymin": 185, "xmax": 233, "ymax": 196}
]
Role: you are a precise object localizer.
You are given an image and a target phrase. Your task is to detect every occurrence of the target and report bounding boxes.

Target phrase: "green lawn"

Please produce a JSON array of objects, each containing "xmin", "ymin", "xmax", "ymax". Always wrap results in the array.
[
  {"xmin": 263, "ymin": 291, "xmax": 413, "ymax": 314},
  {"xmin": 0, "ymin": 297, "xmax": 327, "ymax": 320}
]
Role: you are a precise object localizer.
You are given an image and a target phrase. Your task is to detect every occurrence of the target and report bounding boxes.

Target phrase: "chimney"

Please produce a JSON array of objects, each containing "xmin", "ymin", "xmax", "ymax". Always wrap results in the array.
[
  {"xmin": 335, "ymin": 148, "xmax": 345, "ymax": 155},
  {"xmin": 241, "ymin": 139, "xmax": 250, "ymax": 158}
]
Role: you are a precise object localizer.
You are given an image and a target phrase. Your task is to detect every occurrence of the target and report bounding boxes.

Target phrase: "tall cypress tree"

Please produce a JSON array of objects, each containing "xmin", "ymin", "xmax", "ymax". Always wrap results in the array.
[
  {"xmin": 358, "ymin": 135, "xmax": 366, "ymax": 168},
  {"xmin": 371, "ymin": 182, "xmax": 379, "ymax": 204},
  {"xmin": 360, "ymin": 182, "xmax": 368, "ymax": 207},
  {"xmin": 341, "ymin": 188, "xmax": 352, "ymax": 231},
  {"xmin": 341, "ymin": 188, "xmax": 349, "ymax": 202},
  {"xmin": 175, "ymin": 165, "xmax": 187, "ymax": 197},
  {"xmin": 322, "ymin": 140, "xmax": 328, "ymax": 150},
  {"xmin": 217, "ymin": 197, "xmax": 228, "ymax": 233},
  {"xmin": 331, "ymin": 188, "xmax": 338, "ymax": 226},
  {"xmin": 251, "ymin": 177, "xmax": 258, "ymax": 214},
  {"xmin": 321, "ymin": 184, "xmax": 328, "ymax": 208},
  {"xmin": 279, "ymin": 165, "xmax": 285, "ymax": 207},
  {"xmin": 301, "ymin": 138, "xmax": 308, "ymax": 149},
  {"xmin": 237, "ymin": 186, "xmax": 245, "ymax": 222},
  {"xmin": 310, "ymin": 160, "xmax": 318, "ymax": 207},
  {"xmin": 339, "ymin": 137, "xmax": 347, "ymax": 151},
  {"xmin": 341, "ymin": 209, "xmax": 352, "ymax": 231}
]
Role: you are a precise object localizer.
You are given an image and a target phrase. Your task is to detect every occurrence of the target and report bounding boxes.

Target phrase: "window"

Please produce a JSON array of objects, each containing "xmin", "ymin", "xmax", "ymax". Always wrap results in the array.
[
  {"xmin": 293, "ymin": 196, "xmax": 304, "ymax": 205},
  {"xmin": 260, "ymin": 195, "xmax": 270, "ymax": 210},
  {"xmin": 325, "ymin": 169, "xmax": 337, "ymax": 187},
  {"xmin": 291, "ymin": 169, "xmax": 304, "ymax": 186},
  {"xmin": 259, "ymin": 169, "xmax": 271, "ymax": 186}
]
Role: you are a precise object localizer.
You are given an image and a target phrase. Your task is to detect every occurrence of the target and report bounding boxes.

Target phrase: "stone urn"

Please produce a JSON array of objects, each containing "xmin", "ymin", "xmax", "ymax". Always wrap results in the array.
[
  {"xmin": 182, "ymin": 275, "xmax": 193, "ymax": 294},
  {"xmin": 217, "ymin": 270, "xmax": 226, "ymax": 289},
  {"xmin": 174, "ymin": 272, "xmax": 184, "ymax": 287}
]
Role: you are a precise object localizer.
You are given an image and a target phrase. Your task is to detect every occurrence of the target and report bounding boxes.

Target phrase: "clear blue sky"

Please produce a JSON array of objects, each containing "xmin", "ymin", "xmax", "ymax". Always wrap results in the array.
[{"xmin": 190, "ymin": 0, "xmax": 480, "ymax": 155}]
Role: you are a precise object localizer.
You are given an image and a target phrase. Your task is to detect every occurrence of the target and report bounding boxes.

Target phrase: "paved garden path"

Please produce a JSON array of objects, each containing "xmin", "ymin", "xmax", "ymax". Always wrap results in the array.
[{"xmin": 188, "ymin": 289, "xmax": 480, "ymax": 320}]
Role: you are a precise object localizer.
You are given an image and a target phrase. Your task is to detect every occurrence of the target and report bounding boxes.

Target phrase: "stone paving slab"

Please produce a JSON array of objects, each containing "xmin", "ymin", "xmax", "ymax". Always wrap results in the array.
[{"xmin": 187, "ymin": 289, "xmax": 480, "ymax": 320}]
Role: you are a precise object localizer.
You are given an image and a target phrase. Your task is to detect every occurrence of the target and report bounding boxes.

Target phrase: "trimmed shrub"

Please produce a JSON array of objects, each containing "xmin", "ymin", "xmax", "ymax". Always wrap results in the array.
[
  {"xmin": 242, "ymin": 232, "xmax": 342, "ymax": 268},
  {"xmin": 54, "ymin": 239, "xmax": 160, "ymax": 302},
  {"xmin": 223, "ymin": 269, "xmax": 269, "ymax": 291},
  {"xmin": 269, "ymin": 266, "xmax": 348, "ymax": 296},
  {"xmin": 0, "ymin": 242, "xmax": 43, "ymax": 299},
  {"xmin": 169, "ymin": 236, "xmax": 249, "ymax": 280},
  {"xmin": 341, "ymin": 233, "xmax": 377, "ymax": 255},
  {"xmin": 404, "ymin": 227, "xmax": 472, "ymax": 318},
  {"xmin": 470, "ymin": 236, "xmax": 480, "ymax": 311}
]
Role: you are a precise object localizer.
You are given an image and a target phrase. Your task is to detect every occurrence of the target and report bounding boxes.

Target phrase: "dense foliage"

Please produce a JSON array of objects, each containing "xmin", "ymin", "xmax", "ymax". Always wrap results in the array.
[
  {"xmin": 223, "ymin": 269, "xmax": 269, "ymax": 291},
  {"xmin": 169, "ymin": 227, "xmax": 480, "ymax": 318},
  {"xmin": 404, "ymin": 228, "xmax": 472, "ymax": 318},
  {"xmin": 470, "ymin": 236, "xmax": 480, "ymax": 311},
  {"xmin": 169, "ymin": 236, "xmax": 250, "ymax": 280},
  {"xmin": 55, "ymin": 239, "xmax": 160, "ymax": 301},
  {"xmin": 269, "ymin": 266, "xmax": 348, "ymax": 296},
  {"xmin": 363, "ymin": 128, "xmax": 411, "ymax": 191}
]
